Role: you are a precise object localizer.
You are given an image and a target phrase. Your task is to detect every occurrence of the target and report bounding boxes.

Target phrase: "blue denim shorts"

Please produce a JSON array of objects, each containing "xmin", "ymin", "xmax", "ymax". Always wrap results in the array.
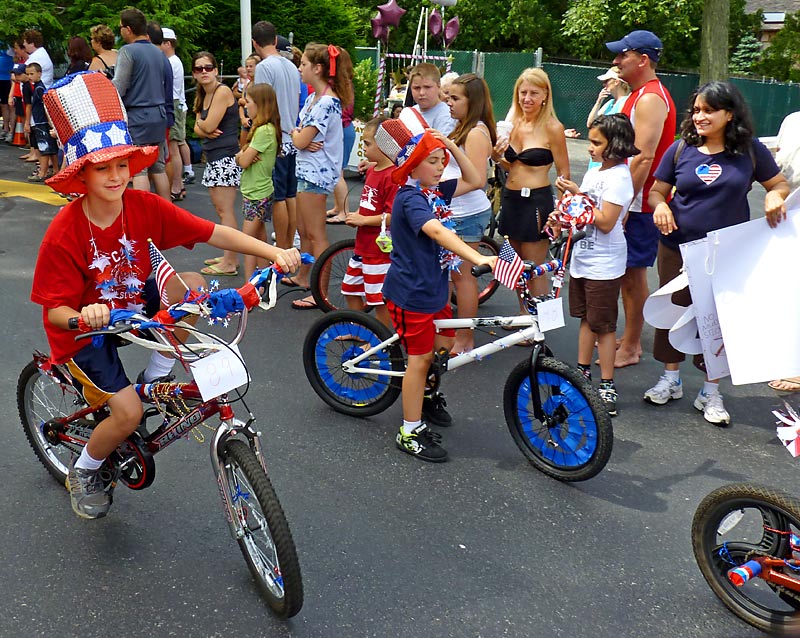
[
  {"xmin": 452, "ymin": 207, "xmax": 492, "ymax": 243},
  {"xmin": 625, "ymin": 211, "xmax": 659, "ymax": 268},
  {"xmin": 296, "ymin": 178, "xmax": 331, "ymax": 195}
]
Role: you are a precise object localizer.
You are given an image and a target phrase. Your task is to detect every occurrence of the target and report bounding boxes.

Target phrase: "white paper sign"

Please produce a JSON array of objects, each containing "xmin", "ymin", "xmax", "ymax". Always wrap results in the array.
[
  {"xmin": 538, "ymin": 297, "xmax": 565, "ymax": 332},
  {"xmin": 708, "ymin": 208, "xmax": 800, "ymax": 385},
  {"xmin": 190, "ymin": 345, "xmax": 250, "ymax": 401},
  {"xmin": 680, "ymin": 238, "xmax": 730, "ymax": 380},
  {"xmin": 643, "ymin": 271, "xmax": 691, "ymax": 329}
]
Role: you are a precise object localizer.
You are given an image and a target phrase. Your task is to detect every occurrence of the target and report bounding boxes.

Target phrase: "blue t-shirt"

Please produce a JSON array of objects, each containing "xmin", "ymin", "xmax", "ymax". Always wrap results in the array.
[
  {"xmin": 383, "ymin": 179, "xmax": 458, "ymax": 313},
  {"xmin": 653, "ymin": 139, "xmax": 780, "ymax": 250}
]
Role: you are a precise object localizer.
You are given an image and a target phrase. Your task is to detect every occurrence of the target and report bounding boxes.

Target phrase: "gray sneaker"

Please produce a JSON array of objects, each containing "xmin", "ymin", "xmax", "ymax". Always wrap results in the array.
[
  {"xmin": 643, "ymin": 374, "xmax": 683, "ymax": 405},
  {"xmin": 65, "ymin": 458, "xmax": 112, "ymax": 519}
]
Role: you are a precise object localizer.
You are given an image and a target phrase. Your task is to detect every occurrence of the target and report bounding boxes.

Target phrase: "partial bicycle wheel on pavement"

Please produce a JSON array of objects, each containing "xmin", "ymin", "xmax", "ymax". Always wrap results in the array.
[
  {"xmin": 450, "ymin": 235, "xmax": 500, "ymax": 307},
  {"xmin": 220, "ymin": 439, "xmax": 303, "ymax": 618},
  {"xmin": 310, "ymin": 238, "xmax": 357, "ymax": 313},
  {"xmin": 503, "ymin": 357, "xmax": 613, "ymax": 481},
  {"xmin": 303, "ymin": 309, "xmax": 405, "ymax": 417},
  {"xmin": 691, "ymin": 482, "xmax": 800, "ymax": 634}
]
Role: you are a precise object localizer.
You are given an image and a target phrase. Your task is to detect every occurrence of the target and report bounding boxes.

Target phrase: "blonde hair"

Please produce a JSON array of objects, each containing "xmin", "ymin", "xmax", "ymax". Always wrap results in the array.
[
  {"xmin": 509, "ymin": 68, "xmax": 559, "ymax": 127},
  {"xmin": 409, "ymin": 62, "xmax": 441, "ymax": 86}
]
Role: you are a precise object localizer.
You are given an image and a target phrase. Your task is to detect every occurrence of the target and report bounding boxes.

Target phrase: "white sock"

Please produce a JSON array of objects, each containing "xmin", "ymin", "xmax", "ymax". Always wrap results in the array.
[
  {"xmin": 402, "ymin": 419, "xmax": 422, "ymax": 436},
  {"xmin": 703, "ymin": 381, "xmax": 719, "ymax": 396},
  {"xmin": 183, "ymin": 164, "xmax": 194, "ymax": 176},
  {"xmin": 75, "ymin": 447, "xmax": 104, "ymax": 471},
  {"xmin": 665, "ymin": 369, "xmax": 680, "ymax": 383},
  {"xmin": 143, "ymin": 351, "xmax": 174, "ymax": 382}
]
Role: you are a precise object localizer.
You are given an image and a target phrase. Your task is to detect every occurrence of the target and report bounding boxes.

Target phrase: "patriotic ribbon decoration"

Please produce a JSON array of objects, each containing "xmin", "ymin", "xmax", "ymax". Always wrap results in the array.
[{"xmin": 328, "ymin": 45, "xmax": 340, "ymax": 76}]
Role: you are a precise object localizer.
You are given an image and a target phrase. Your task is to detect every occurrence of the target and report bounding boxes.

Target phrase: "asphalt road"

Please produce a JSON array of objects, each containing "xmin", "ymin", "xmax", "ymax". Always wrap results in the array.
[{"xmin": 0, "ymin": 139, "xmax": 786, "ymax": 638}]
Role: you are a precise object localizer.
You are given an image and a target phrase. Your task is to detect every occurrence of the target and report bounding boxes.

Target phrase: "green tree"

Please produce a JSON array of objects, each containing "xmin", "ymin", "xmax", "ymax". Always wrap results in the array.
[
  {"xmin": 700, "ymin": 0, "xmax": 730, "ymax": 82},
  {"xmin": 729, "ymin": 33, "xmax": 762, "ymax": 74},
  {"xmin": 754, "ymin": 12, "xmax": 800, "ymax": 81}
]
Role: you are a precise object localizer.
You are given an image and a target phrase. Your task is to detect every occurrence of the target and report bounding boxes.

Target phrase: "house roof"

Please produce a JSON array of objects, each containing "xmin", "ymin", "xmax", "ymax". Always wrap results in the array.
[{"xmin": 746, "ymin": 0, "xmax": 800, "ymax": 12}]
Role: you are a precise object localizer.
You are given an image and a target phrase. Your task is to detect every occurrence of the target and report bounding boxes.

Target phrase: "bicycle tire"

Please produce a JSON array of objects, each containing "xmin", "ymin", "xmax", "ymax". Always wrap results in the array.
[
  {"xmin": 310, "ymin": 238, "xmax": 356, "ymax": 313},
  {"xmin": 18, "ymin": 359, "xmax": 82, "ymax": 484},
  {"xmin": 450, "ymin": 235, "xmax": 500, "ymax": 307},
  {"xmin": 691, "ymin": 483, "xmax": 800, "ymax": 633},
  {"xmin": 303, "ymin": 310, "xmax": 404, "ymax": 417},
  {"xmin": 221, "ymin": 439, "xmax": 304, "ymax": 618},
  {"xmin": 503, "ymin": 357, "xmax": 613, "ymax": 481}
]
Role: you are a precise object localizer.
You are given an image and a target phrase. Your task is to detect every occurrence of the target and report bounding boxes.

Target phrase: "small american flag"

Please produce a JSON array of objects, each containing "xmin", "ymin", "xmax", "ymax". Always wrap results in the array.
[
  {"xmin": 494, "ymin": 240, "xmax": 525, "ymax": 289},
  {"xmin": 148, "ymin": 240, "xmax": 176, "ymax": 305}
]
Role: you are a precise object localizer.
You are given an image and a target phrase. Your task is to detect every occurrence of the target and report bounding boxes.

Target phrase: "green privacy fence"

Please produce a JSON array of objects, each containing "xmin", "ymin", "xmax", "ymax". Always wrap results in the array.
[{"xmin": 355, "ymin": 47, "xmax": 800, "ymax": 137}]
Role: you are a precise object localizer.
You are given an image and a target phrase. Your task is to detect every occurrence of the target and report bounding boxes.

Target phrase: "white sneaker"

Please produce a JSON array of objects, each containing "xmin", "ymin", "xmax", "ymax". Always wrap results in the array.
[
  {"xmin": 643, "ymin": 375, "xmax": 683, "ymax": 405},
  {"xmin": 694, "ymin": 390, "xmax": 731, "ymax": 426}
]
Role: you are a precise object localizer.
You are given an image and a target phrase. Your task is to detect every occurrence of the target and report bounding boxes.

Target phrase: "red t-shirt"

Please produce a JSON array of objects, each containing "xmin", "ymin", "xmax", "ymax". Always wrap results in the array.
[
  {"xmin": 622, "ymin": 78, "xmax": 676, "ymax": 213},
  {"xmin": 354, "ymin": 165, "xmax": 398, "ymax": 259},
  {"xmin": 31, "ymin": 190, "xmax": 215, "ymax": 363}
]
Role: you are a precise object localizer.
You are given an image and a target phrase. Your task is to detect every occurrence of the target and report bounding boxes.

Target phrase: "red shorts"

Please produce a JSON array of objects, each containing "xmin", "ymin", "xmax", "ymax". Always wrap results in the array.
[
  {"xmin": 386, "ymin": 301, "xmax": 455, "ymax": 356},
  {"xmin": 341, "ymin": 253, "xmax": 391, "ymax": 306}
]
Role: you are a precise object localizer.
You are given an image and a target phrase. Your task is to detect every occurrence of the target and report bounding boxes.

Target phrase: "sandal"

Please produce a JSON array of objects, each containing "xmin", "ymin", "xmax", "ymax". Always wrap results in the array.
[
  {"xmin": 204, "ymin": 256, "xmax": 223, "ymax": 266},
  {"xmin": 280, "ymin": 276, "xmax": 308, "ymax": 289},
  {"xmin": 200, "ymin": 263, "xmax": 238, "ymax": 276},
  {"xmin": 326, "ymin": 212, "xmax": 347, "ymax": 224},
  {"xmin": 291, "ymin": 297, "xmax": 318, "ymax": 310},
  {"xmin": 170, "ymin": 188, "xmax": 186, "ymax": 202},
  {"xmin": 768, "ymin": 378, "xmax": 800, "ymax": 393}
]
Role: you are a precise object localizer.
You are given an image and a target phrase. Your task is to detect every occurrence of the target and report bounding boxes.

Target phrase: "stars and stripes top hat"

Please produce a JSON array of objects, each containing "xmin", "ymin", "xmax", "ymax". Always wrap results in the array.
[
  {"xmin": 43, "ymin": 71, "xmax": 158, "ymax": 194},
  {"xmin": 375, "ymin": 108, "xmax": 449, "ymax": 184}
]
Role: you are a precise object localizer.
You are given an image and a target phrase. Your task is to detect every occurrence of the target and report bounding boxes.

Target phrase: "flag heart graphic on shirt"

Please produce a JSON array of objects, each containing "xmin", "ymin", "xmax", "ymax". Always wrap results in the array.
[{"xmin": 695, "ymin": 163, "xmax": 722, "ymax": 185}]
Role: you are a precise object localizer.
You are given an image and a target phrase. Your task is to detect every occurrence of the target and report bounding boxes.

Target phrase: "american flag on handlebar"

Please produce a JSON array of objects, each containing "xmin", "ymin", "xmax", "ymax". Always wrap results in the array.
[
  {"xmin": 493, "ymin": 239, "xmax": 525, "ymax": 289},
  {"xmin": 148, "ymin": 240, "xmax": 177, "ymax": 305}
]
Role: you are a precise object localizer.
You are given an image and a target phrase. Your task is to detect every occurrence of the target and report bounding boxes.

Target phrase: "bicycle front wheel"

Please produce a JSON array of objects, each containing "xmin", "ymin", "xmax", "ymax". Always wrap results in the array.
[
  {"xmin": 303, "ymin": 310, "xmax": 404, "ymax": 417},
  {"xmin": 18, "ymin": 359, "xmax": 82, "ymax": 484},
  {"xmin": 691, "ymin": 483, "xmax": 800, "ymax": 633},
  {"xmin": 310, "ymin": 238, "xmax": 356, "ymax": 312},
  {"xmin": 503, "ymin": 357, "xmax": 612, "ymax": 481},
  {"xmin": 221, "ymin": 439, "xmax": 303, "ymax": 618},
  {"xmin": 450, "ymin": 235, "xmax": 500, "ymax": 307}
]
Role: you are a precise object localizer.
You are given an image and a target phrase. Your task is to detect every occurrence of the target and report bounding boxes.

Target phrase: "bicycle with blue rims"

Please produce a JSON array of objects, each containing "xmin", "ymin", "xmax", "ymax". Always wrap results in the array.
[
  {"xmin": 17, "ymin": 260, "xmax": 311, "ymax": 618},
  {"xmin": 302, "ymin": 238, "xmax": 613, "ymax": 482}
]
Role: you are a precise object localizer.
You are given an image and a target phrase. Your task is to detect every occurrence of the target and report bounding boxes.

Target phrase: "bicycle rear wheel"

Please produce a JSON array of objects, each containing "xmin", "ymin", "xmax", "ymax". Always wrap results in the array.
[
  {"xmin": 310, "ymin": 238, "xmax": 356, "ymax": 313},
  {"xmin": 220, "ymin": 439, "xmax": 303, "ymax": 618},
  {"xmin": 303, "ymin": 310, "xmax": 404, "ymax": 417},
  {"xmin": 450, "ymin": 235, "xmax": 500, "ymax": 307},
  {"xmin": 18, "ymin": 359, "xmax": 82, "ymax": 484},
  {"xmin": 503, "ymin": 357, "xmax": 612, "ymax": 481},
  {"xmin": 691, "ymin": 483, "xmax": 800, "ymax": 633}
]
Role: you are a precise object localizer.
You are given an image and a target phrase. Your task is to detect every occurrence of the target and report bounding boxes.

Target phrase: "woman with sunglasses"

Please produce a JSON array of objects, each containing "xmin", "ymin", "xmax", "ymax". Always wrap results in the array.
[{"xmin": 192, "ymin": 51, "xmax": 242, "ymax": 277}]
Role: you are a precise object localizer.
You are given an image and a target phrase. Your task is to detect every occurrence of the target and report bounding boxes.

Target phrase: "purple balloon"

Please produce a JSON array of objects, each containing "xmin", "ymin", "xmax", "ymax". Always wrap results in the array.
[
  {"xmin": 428, "ymin": 9, "xmax": 443, "ymax": 39},
  {"xmin": 444, "ymin": 15, "xmax": 460, "ymax": 46},
  {"xmin": 371, "ymin": 14, "xmax": 388, "ymax": 41},
  {"xmin": 377, "ymin": 0, "xmax": 407, "ymax": 28}
]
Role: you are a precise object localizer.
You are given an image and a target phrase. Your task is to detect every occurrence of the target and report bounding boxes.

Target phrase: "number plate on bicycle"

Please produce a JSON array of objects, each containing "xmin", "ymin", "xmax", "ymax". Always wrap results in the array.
[
  {"xmin": 537, "ymin": 297, "xmax": 565, "ymax": 332},
  {"xmin": 190, "ymin": 345, "xmax": 250, "ymax": 401}
]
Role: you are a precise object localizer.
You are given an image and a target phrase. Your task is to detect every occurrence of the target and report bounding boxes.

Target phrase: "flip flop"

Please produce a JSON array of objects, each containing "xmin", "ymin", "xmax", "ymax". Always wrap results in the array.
[
  {"xmin": 291, "ymin": 297, "xmax": 318, "ymax": 310},
  {"xmin": 201, "ymin": 264, "xmax": 238, "ymax": 276},
  {"xmin": 204, "ymin": 256, "xmax": 223, "ymax": 266},
  {"xmin": 280, "ymin": 276, "xmax": 308, "ymax": 289},
  {"xmin": 326, "ymin": 213, "xmax": 347, "ymax": 224},
  {"xmin": 768, "ymin": 378, "xmax": 800, "ymax": 393},
  {"xmin": 326, "ymin": 208, "xmax": 340, "ymax": 217}
]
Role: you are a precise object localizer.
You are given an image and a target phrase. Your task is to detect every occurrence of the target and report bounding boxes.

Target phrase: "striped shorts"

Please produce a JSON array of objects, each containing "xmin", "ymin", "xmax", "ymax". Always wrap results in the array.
[{"xmin": 341, "ymin": 254, "xmax": 391, "ymax": 306}]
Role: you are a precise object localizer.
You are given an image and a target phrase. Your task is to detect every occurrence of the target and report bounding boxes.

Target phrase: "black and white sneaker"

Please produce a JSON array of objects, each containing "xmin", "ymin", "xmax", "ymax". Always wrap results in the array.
[
  {"xmin": 598, "ymin": 383, "xmax": 618, "ymax": 417},
  {"xmin": 422, "ymin": 392, "xmax": 452, "ymax": 427},
  {"xmin": 396, "ymin": 423, "xmax": 448, "ymax": 462},
  {"xmin": 182, "ymin": 170, "xmax": 195, "ymax": 184}
]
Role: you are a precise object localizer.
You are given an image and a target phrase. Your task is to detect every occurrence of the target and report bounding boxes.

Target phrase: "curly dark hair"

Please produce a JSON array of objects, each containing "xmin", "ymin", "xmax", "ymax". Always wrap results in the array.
[
  {"xmin": 679, "ymin": 81, "xmax": 755, "ymax": 156},
  {"xmin": 589, "ymin": 113, "xmax": 640, "ymax": 161}
]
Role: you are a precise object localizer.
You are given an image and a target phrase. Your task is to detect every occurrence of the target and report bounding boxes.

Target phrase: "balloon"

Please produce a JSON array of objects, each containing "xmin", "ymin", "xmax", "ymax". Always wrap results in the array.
[
  {"xmin": 371, "ymin": 14, "xmax": 389, "ymax": 42},
  {"xmin": 377, "ymin": 0, "xmax": 407, "ymax": 28},
  {"xmin": 428, "ymin": 9, "xmax": 443, "ymax": 39},
  {"xmin": 443, "ymin": 15, "xmax": 460, "ymax": 46},
  {"xmin": 429, "ymin": 0, "xmax": 458, "ymax": 5}
]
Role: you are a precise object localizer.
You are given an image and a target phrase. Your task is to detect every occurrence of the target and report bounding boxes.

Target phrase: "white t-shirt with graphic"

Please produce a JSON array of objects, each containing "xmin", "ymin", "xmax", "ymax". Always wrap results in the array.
[{"xmin": 569, "ymin": 163, "xmax": 633, "ymax": 280}]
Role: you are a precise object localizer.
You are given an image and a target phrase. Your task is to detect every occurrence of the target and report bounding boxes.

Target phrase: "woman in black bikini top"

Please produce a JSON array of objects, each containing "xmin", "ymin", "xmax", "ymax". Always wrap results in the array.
[{"xmin": 503, "ymin": 146, "xmax": 553, "ymax": 167}]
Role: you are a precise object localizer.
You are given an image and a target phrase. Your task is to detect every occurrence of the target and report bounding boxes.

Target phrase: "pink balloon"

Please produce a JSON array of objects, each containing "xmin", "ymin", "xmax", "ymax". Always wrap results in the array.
[
  {"xmin": 377, "ymin": 0, "xmax": 407, "ymax": 28},
  {"xmin": 428, "ymin": 9, "xmax": 443, "ymax": 39},
  {"xmin": 371, "ymin": 14, "xmax": 389, "ymax": 42},
  {"xmin": 444, "ymin": 15, "xmax": 460, "ymax": 46}
]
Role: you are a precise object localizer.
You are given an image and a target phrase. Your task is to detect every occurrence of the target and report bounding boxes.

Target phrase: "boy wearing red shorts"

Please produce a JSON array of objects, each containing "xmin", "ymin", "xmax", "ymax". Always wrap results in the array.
[{"xmin": 375, "ymin": 119, "xmax": 496, "ymax": 462}]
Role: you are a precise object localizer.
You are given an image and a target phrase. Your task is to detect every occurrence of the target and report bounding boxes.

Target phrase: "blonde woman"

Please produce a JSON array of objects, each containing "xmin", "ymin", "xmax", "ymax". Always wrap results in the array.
[{"xmin": 493, "ymin": 68, "xmax": 570, "ymax": 300}]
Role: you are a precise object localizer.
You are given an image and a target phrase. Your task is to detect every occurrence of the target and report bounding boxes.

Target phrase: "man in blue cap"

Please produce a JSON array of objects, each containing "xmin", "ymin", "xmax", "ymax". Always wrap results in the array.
[{"xmin": 604, "ymin": 30, "xmax": 676, "ymax": 368}]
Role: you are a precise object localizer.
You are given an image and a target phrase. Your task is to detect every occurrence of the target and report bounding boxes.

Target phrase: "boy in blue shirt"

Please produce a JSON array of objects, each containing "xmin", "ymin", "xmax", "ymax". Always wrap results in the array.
[{"xmin": 375, "ymin": 119, "xmax": 496, "ymax": 462}]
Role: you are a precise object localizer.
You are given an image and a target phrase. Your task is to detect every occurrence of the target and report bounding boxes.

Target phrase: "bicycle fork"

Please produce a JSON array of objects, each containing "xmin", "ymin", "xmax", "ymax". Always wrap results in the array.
[{"xmin": 209, "ymin": 403, "xmax": 267, "ymax": 541}]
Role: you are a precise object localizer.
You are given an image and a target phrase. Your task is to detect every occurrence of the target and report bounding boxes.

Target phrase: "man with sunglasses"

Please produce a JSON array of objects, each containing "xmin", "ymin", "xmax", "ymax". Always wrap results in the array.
[
  {"xmin": 113, "ymin": 8, "xmax": 173, "ymax": 200},
  {"xmin": 604, "ymin": 30, "xmax": 676, "ymax": 369}
]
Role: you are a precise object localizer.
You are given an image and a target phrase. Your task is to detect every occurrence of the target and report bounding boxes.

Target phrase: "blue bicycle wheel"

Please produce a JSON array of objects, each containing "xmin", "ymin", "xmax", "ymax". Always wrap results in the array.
[
  {"xmin": 303, "ymin": 310, "xmax": 405, "ymax": 417},
  {"xmin": 503, "ymin": 357, "xmax": 612, "ymax": 481}
]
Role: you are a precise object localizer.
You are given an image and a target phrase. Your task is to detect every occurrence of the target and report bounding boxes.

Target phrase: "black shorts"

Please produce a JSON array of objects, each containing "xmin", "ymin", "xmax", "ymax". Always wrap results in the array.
[
  {"xmin": 33, "ymin": 124, "xmax": 58, "ymax": 155},
  {"xmin": 272, "ymin": 153, "xmax": 297, "ymax": 202},
  {"xmin": 498, "ymin": 186, "xmax": 554, "ymax": 242}
]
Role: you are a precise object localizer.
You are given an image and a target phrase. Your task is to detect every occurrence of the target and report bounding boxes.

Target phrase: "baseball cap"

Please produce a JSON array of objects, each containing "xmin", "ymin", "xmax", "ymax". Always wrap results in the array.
[
  {"xmin": 161, "ymin": 27, "xmax": 177, "ymax": 41},
  {"xmin": 606, "ymin": 30, "xmax": 663, "ymax": 62},
  {"xmin": 596, "ymin": 67, "xmax": 620, "ymax": 82},
  {"xmin": 12, "ymin": 63, "xmax": 26, "ymax": 74},
  {"xmin": 276, "ymin": 35, "xmax": 293, "ymax": 59}
]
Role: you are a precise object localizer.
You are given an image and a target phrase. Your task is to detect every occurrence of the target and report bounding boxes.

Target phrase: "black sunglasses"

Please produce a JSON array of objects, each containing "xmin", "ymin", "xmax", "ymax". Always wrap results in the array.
[{"xmin": 193, "ymin": 64, "xmax": 215, "ymax": 73}]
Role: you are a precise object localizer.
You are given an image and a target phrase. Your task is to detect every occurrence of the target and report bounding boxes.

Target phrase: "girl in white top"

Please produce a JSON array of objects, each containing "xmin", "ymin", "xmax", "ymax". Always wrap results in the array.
[
  {"xmin": 551, "ymin": 114, "xmax": 638, "ymax": 416},
  {"xmin": 445, "ymin": 73, "xmax": 497, "ymax": 353}
]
